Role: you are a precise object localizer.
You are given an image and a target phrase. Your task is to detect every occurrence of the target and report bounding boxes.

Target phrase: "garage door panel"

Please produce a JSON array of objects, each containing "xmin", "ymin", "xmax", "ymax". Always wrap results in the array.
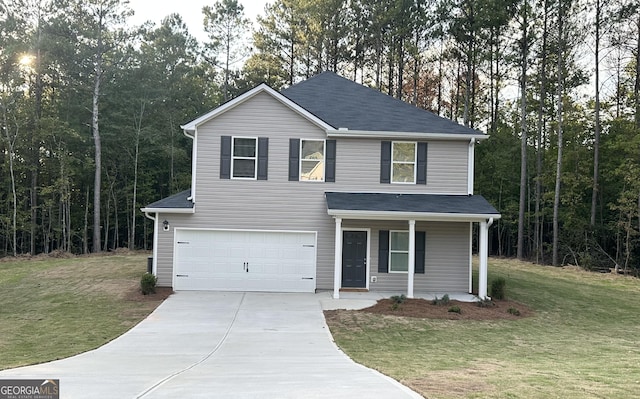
[{"xmin": 174, "ymin": 230, "xmax": 316, "ymax": 292}]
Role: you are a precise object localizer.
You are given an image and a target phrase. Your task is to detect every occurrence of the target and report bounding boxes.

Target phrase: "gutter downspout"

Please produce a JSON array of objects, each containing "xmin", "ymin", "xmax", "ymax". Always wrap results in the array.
[
  {"xmin": 144, "ymin": 211, "xmax": 159, "ymax": 276},
  {"xmin": 183, "ymin": 129, "xmax": 196, "ymax": 202},
  {"xmin": 468, "ymin": 138, "xmax": 476, "ymax": 195}
]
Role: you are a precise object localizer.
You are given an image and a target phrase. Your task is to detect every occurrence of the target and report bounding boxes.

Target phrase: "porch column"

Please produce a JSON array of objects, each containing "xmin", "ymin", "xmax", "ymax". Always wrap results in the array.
[
  {"xmin": 479, "ymin": 219, "xmax": 488, "ymax": 299},
  {"xmin": 333, "ymin": 217, "xmax": 342, "ymax": 299},
  {"xmin": 407, "ymin": 220, "xmax": 416, "ymax": 299}
]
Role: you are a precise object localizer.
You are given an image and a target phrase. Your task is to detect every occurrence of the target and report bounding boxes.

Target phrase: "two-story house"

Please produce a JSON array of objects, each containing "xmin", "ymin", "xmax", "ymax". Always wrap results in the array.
[{"xmin": 141, "ymin": 72, "xmax": 500, "ymax": 299}]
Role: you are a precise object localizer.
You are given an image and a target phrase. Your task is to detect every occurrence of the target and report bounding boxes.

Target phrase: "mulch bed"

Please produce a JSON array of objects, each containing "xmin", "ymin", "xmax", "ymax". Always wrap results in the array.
[{"xmin": 360, "ymin": 298, "xmax": 533, "ymax": 320}]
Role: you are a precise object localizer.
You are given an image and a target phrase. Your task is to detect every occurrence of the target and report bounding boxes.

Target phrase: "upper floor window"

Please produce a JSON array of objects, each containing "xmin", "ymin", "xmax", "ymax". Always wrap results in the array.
[
  {"xmin": 300, "ymin": 139, "xmax": 325, "ymax": 181},
  {"xmin": 289, "ymin": 138, "xmax": 336, "ymax": 182},
  {"xmin": 381, "ymin": 141, "xmax": 427, "ymax": 185},
  {"xmin": 232, "ymin": 137, "xmax": 257, "ymax": 179},
  {"xmin": 221, "ymin": 136, "xmax": 268, "ymax": 180},
  {"xmin": 391, "ymin": 142, "xmax": 416, "ymax": 183}
]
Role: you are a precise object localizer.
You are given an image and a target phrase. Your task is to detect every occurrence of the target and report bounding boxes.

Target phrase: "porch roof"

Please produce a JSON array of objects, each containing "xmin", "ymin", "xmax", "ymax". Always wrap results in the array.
[{"xmin": 325, "ymin": 192, "xmax": 501, "ymax": 222}]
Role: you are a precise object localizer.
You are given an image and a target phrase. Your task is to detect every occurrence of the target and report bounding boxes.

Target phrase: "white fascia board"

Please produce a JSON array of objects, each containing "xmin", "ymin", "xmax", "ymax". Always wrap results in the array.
[
  {"xmin": 327, "ymin": 209, "xmax": 501, "ymax": 222},
  {"xmin": 139, "ymin": 207, "xmax": 195, "ymax": 214},
  {"xmin": 181, "ymin": 84, "xmax": 335, "ymax": 133},
  {"xmin": 326, "ymin": 129, "xmax": 489, "ymax": 141}
]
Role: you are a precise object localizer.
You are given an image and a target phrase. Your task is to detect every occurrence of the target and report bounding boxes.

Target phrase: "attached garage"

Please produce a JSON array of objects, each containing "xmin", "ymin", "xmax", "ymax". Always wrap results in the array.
[{"xmin": 173, "ymin": 229, "xmax": 317, "ymax": 292}]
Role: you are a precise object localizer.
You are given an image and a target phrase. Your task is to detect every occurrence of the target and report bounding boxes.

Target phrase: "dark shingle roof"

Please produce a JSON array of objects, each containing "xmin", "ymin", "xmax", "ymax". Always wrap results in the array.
[
  {"xmin": 144, "ymin": 190, "xmax": 193, "ymax": 209},
  {"xmin": 325, "ymin": 192, "xmax": 499, "ymax": 215},
  {"xmin": 281, "ymin": 72, "xmax": 481, "ymax": 135}
]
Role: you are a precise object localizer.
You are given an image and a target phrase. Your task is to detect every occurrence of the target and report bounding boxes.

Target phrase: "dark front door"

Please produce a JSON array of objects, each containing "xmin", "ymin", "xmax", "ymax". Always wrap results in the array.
[{"xmin": 342, "ymin": 231, "xmax": 367, "ymax": 288}]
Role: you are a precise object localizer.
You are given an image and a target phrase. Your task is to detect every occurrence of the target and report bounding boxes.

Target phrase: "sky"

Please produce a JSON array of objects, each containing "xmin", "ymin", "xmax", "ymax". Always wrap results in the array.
[{"xmin": 127, "ymin": 0, "xmax": 270, "ymax": 42}]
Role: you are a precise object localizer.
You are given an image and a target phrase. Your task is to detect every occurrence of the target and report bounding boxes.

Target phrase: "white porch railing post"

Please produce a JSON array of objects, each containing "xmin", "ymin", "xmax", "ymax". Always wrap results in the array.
[
  {"xmin": 333, "ymin": 217, "xmax": 342, "ymax": 299},
  {"xmin": 479, "ymin": 220, "xmax": 488, "ymax": 299},
  {"xmin": 408, "ymin": 220, "xmax": 415, "ymax": 299}
]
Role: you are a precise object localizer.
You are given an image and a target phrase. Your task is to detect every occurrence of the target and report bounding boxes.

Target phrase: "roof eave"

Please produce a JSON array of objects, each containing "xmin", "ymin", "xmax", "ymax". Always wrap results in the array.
[
  {"xmin": 327, "ymin": 209, "xmax": 501, "ymax": 222},
  {"xmin": 326, "ymin": 129, "xmax": 488, "ymax": 140},
  {"xmin": 140, "ymin": 207, "xmax": 195, "ymax": 214}
]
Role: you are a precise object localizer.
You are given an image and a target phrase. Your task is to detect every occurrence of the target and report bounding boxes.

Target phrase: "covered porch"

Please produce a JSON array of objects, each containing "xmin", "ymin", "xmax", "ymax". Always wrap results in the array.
[{"xmin": 325, "ymin": 192, "xmax": 501, "ymax": 300}]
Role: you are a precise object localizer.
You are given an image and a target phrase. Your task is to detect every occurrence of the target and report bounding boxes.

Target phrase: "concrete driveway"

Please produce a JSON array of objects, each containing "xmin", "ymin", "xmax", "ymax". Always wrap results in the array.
[{"xmin": 0, "ymin": 292, "xmax": 422, "ymax": 398}]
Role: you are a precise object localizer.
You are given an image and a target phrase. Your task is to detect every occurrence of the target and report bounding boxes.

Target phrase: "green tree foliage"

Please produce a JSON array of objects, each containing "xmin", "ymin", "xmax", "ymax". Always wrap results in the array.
[{"xmin": 1, "ymin": 0, "xmax": 640, "ymax": 277}]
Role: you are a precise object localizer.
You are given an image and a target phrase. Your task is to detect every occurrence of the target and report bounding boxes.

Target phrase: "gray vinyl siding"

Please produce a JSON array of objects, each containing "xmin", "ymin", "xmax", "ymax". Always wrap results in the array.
[
  {"xmin": 343, "ymin": 221, "xmax": 470, "ymax": 293},
  {"xmin": 154, "ymin": 92, "xmax": 472, "ymax": 290}
]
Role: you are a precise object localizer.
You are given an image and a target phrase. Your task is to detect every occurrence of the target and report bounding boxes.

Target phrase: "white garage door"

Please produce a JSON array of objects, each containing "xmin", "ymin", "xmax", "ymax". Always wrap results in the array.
[{"xmin": 173, "ymin": 229, "xmax": 317, "ymax": 292}]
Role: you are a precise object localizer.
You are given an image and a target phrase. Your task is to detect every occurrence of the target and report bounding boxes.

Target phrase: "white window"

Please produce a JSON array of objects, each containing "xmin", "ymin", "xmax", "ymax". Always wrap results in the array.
[
  {"xmin": 300, "ymin": 139, "xmax": 325, "ymax": 181},
  {"xmin": 232, "ymin": 137, "xmax": 257, "ymax": 179},
  {"xmin": 389, "ymin": 231, "xmax": 409, "ymax": 273},
  {"xmin": 391, "ymin": 141, "xmax": 416, "ymax": 183}
]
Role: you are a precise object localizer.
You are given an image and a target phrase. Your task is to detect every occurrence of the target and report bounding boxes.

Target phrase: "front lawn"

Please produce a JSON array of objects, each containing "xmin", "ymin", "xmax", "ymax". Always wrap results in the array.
[
  {"xmin": 0, "ymin": 252, "xmax": 168, "ymax": 370},
  {"xmin": 325, "ymin": 258, "xmax": 640, "ymax": 399}
]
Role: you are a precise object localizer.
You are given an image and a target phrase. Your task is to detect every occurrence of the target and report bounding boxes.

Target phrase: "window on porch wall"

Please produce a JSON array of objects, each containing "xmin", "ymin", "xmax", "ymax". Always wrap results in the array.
[
  {"xmin": 389, "ymin": 231, "xmax": 409, "ymax": 272},
  {"xmin": 378, "ymin": 230, "xmax": 425, "ymax": 274}
]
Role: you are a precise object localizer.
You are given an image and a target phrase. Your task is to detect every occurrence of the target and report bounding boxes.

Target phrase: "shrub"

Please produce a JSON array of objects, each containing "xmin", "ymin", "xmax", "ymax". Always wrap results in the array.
[
  {"xmin": 431, "ymin": 294, "xmax": 450, "ymax": 306},
  {"xmin": 490, "ymin": 277, "xmax": 506, "ymax": 300},
  {"xmin": 448, "ymin": 305, "xmax": 461, "ymax": 314},
  {"xmin": 140, "ymin": 272, "xmax": 157, "ymax": 295},
  {"xmin": 390, "ymin": 294, "xmax": 406, "ymax": 310},
  {"xmin": 508, "ymin": 307, "xmax": 521, "ymax": 316},
  {"xmin": 477, "ymin": 298, "xmax": 495, "ymax": 308}
]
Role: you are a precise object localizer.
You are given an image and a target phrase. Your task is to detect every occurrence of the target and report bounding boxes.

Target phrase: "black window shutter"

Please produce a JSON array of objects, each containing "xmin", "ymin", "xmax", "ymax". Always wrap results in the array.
[
  {"xmin": 417, "ymin": 142, "xmax": 428, "ymax": 185},
  {"xmin": 380, "ymin": 141, "xmax": 391, "ymax": 183},
  {"xmin": 257, "ymin": 137, "xmax": 268, "ymax": 180},
  {"xmin": 325, "ymin": 139, "xmax": 336, "ymax": 182},
  {"xmin": 415, "ymin": 231, "xmax": 426, "ymax": 274},
  {"xmin": 378, "ymin": 230, "xmax": 389, "ymax": 273},
  {"xmin": 289, "ymin": 138, "xmax": 300, "ymax": 181},
  {"xmin": 220, "ymin": 136, "xmax": 231, "ymax": 179}
]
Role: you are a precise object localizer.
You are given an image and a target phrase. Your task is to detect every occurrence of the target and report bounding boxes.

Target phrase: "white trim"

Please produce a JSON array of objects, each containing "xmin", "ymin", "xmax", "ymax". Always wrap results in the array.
[
  {"xmin": 468, "ymin": 138, "xmax": 475, "ymax": 195},
  {"xmin": 231, "ymin": 136, "xmax": 258, "ymax": 180},
  {"xmin": 479, "ymin": 220, "xmax": 489, "ymax": 299},
  {"xmin": 340, "ymin": 228, "xmax": 371, "ymax": 290},
  {"xmin": 144, "ymin": 212, "xmax": 158, "ymax": 275},
  {"xmin": 140, "ymin": 207, "xmax": 195, "ymax": 214},
  {"xmin": 327, "ymin": 209, "xmax": 502, "ymax": 222},
  {"xmin": 333, "ymin": 218, "xmax": 342, "ymax": 299},
  {"xmin": 300, "ymin": 139, "xmax": 326, "ymax": 182},
  {"xmin": 468, "ymin": 222, "xmax": 473, "ymax": 294},
  {"xmin": 391, "ymin": 141, "xmax": 417, "ymax": 184},
  {"xmin": 189, "ymin": 127, "xmax": 198, "ymax": 202},
  {"xmin": 388, "ymin": 230, "xmax": 410, "ymax": 273},
  {"xmin": 327, "ymin": 129, "xmax": 488, "ymax": 141},
  {"xmin": 407, "ymin": 220, "xmax": 416, "ymax": 298},
  {"xmin": 181, "ymin": 84, "xmax": 335, "ymax": 133}
]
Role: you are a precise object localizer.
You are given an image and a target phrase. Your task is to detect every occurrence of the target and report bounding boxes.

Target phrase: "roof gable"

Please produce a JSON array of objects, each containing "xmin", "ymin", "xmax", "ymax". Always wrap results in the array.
[
  {"xmin": 282, "ymin": 71, "xmax": 481, "ymax": 136},
  {"xmin": 181, "ymin": 83, "xmax": 333, "ymax": 133}
]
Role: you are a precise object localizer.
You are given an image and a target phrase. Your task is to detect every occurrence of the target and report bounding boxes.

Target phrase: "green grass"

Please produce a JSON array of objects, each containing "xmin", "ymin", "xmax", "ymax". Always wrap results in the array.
[
  {"xmin": 326, "ymin": 258, "xmax": 640, "ymax": 399},
  {"xmin": 0, "ymin": 252, "xmax": 163, "ymax": 370}
]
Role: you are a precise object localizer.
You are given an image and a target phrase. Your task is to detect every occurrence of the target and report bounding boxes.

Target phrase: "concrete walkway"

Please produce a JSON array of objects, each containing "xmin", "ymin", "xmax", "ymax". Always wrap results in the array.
[{"xmin": 0, "ymin": 292, "xmax": 422, "ymax": 398}]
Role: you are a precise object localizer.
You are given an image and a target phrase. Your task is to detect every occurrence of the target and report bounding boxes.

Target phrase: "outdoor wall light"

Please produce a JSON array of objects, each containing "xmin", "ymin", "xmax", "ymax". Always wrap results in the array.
[{"xmin": 162, "ymin": 220, "xmax": 170, "ymax": 231}]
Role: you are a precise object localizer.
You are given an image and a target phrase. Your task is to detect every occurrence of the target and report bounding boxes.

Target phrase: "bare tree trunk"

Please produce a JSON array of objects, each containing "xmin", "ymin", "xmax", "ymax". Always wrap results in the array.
[
  {"xmin": 518, "ymin": 0, "xmax": 528, "ymax": 260},
  {"xmin": 591, "ymin": 0, "xmax": 601, "ymax": 226},
  {"xmin": 2, "ymin": 106, "xmax": 18, "ymax": 256},
  {"xmin": 83, "ymin": 188, "xmax": 89, "ymax": 254},
  {"xmin": 130, "ymin": 102, "xmax": 144, "ymax": 250},
  {"xmin": 92, "ymin": 19, "xmax": 104, "ymax": 253},
  {"xmin": 553, "ymin": 0, "xmax": 565, "ymax": 266},
  {"xmin": 535, "ymin": 1, "xmax": 549, "ymax": 264},
  {"xmin": 635, "ymin": 13, "xmax": 640, "ymax": 127}
]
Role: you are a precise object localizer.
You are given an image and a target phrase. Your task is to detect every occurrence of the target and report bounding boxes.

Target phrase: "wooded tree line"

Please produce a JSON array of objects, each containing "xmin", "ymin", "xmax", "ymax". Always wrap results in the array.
[{"xmin": 1, "ymin": 0, "xmax": 639, "ymax": 273}]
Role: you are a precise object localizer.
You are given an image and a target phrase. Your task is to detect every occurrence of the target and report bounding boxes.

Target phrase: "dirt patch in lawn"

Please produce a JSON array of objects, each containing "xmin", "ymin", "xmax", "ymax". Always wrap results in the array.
[{"xmin": 359, "ymin": 298, "xmax": 533, "ymax": 320}]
